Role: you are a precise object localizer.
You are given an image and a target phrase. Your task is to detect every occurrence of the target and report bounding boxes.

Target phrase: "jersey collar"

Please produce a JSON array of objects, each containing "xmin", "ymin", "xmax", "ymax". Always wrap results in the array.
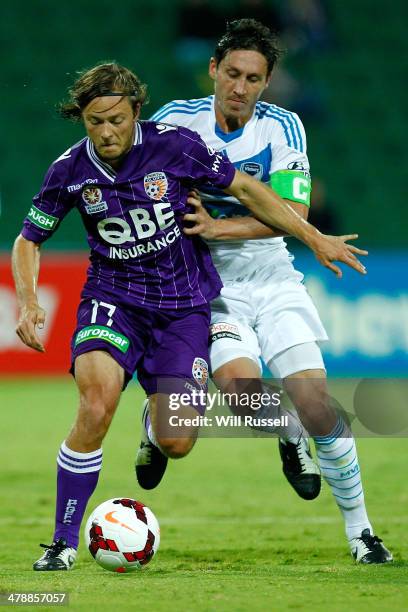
[
  {"xmin": 85, "ymin": 122, "xmax": 143, "ymax": 182},
  {"xmin": 210, "ymin": 96, "xmax": 257, "ymax": 143}
]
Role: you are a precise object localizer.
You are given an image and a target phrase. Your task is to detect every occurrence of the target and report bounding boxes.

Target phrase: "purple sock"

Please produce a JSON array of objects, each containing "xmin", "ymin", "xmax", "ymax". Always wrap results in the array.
[{"xmin": 53, "ymin": 442, "xmax": 102, "ymax": 549}]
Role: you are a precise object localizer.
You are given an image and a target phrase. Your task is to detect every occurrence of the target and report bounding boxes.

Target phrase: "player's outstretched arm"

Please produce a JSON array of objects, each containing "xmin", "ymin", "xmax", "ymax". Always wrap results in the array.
[
  {"xmin": 11, "ymin": 235, "xmax": 46, "ymax": 352},
  {"xmin": 184, "ymin": 191, "xmax": 307, "ymax": 240},
  {"xmin": 224, "ymin": 170, "xmax": 367, "ymax": 277}
]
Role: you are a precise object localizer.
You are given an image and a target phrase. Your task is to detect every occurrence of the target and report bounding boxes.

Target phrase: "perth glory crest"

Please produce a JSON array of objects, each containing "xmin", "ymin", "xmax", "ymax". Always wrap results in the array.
[
  {"xmin": 192, "ymin": 357, "xmax": 209, "ymax": 386},
  {"xmin": 144, "ymin": 172, "xmax": 168, "ymax": 201}
]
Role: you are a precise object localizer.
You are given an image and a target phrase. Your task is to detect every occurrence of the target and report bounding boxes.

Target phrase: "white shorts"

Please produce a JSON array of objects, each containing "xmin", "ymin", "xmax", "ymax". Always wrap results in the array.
[{"xmin": 209, "ymin": 269, "xmax": 328, "ymax": 377}]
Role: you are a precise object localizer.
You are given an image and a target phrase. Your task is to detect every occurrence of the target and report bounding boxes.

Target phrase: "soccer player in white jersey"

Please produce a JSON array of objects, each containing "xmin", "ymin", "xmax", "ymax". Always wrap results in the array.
[{"xmin": 135, "ymin": 20, "xmax": 392, "ymax": 563}]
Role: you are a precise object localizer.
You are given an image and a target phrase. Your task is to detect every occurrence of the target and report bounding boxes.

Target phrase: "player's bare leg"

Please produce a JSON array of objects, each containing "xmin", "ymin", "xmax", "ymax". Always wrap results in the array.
[
  {"xmin": 135, "ymin": 393, "xmax": 200, "ymax": 490},
  {"xmin": 34, "ymin": 351, "xmax": 124, "ymax": 571},
  {"xmin": 283, "ymin": 368, "xmax": 392, "ymax": 564},
  {"xmin": 211, "ymin": 357, "xmax": 321, "ymax": 500},
  {"xmin": 67, "ymin": 351, "xmax": 124, "ymax": 451},
  {"xmin": 150, "ymin": 392, "xmax": 199, "ymax": 457}
]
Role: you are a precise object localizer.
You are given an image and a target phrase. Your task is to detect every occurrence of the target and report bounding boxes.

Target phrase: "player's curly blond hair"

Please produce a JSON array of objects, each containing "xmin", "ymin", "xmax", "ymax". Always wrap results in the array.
[{"xmin": 58, "ymin": 62, "xmax": 148, "ymax": 121}]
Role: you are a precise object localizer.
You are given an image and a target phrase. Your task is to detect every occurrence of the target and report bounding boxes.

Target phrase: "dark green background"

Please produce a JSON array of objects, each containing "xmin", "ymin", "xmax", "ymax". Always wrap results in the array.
[{"xmin": 2, "ymin": 0, "xmax": 407, "ymax": 249}]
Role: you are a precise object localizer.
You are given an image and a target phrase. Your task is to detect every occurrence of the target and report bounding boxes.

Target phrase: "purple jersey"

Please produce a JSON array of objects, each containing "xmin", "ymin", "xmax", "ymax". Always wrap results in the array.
[{"xmin": 22, "ymin": 121, "xmax": 235, "ymax": 309}]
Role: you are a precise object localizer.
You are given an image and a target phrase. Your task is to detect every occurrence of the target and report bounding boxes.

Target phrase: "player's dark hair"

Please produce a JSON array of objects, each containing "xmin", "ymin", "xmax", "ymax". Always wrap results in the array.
[
  {"xmin": 214, "ymin": 19, "xmax": 282, "ymax": 75},
  {"xmin": 58, "ymin": 62, "xmax": 148, "ymax": 121}
]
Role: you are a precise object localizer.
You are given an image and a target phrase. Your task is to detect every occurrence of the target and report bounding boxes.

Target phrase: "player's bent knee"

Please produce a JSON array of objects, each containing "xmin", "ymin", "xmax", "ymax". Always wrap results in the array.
[
  {"xmin": 80, "ymin": 380, "xmax": 120, "ymax": 408},
  {"xmin": 213, "ymin": 356, "xmax": 261, "ymax": 382},
  {"xmin": 76, "ymin": 397, "xmax": 117, "ymax": 443},
  {"xmin": 156, "ymin": 436, "xmax": 195, "ymax": 459},
  {"xmin": 290, "ymin": 387, "xmax": 329, "ymax": 420}
]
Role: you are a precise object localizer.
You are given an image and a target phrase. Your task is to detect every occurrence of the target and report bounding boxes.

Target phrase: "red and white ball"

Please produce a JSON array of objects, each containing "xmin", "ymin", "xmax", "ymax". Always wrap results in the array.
[{"xmin": 84, "ymin": 498, "xmax": 160, "ymax": 572}]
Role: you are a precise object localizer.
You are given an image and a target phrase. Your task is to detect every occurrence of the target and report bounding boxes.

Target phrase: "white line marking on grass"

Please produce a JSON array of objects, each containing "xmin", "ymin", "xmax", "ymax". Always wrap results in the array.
[{"xmin": 0, "ymin": 516, "xmax": 402, "ymax": 527}]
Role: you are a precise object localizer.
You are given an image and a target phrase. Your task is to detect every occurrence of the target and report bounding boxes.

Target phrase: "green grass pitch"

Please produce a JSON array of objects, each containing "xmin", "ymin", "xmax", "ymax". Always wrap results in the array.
[{"xmin": 0, "ymin": 378, "xmax": 407, "ymax": 611}]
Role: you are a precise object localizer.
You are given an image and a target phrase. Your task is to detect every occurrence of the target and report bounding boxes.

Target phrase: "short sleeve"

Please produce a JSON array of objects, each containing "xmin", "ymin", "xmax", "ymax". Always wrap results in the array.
[
  {"xmin": 177, "ymin": 127, "xmax": 236, "ymax": 189},
  {"xmin": 21, "ymin": 157, "xmax": 74, "ymax": 243},
  {"xmin": 269, "ymin": 112, "xmax": 310, "ymax": 175}
]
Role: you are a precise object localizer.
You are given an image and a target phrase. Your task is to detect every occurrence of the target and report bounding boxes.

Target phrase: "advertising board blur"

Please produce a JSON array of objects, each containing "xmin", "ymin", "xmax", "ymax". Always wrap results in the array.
[
  {"xmin": 0, "ymin": 254, "xmax": 87, "ymax": 375},
  {"xmin": 296, "ymin": 250, "xmax": 408, "ymax": 376},
  {"xmin": 0, "ymin": 251, "xmax": 406, "ymax": 376}
]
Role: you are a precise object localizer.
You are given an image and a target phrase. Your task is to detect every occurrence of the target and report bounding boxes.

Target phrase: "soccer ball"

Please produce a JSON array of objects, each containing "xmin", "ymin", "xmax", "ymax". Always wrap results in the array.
[{"xmin": 84, "ymin": 498, "xmax": 160, "ymax": 572}]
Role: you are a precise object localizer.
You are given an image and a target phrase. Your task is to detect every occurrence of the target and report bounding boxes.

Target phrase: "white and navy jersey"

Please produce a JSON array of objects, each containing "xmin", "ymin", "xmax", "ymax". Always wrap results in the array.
[{"xmin": 151, "ymin": 95, "xmax": 309, "ymax": 280}]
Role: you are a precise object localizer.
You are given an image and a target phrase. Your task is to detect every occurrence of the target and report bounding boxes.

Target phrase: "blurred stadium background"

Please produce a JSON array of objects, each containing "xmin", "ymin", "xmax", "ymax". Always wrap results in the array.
[
  {"xmin": 1, "ymin": 3, "xmax": 408, "ymax": 607},
  {"xmin": 1, "ymin": 0, "xmax": 407, "ymax": 376}
]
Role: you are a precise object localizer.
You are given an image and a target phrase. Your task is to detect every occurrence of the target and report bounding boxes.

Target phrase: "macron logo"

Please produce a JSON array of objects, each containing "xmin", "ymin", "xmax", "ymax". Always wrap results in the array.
[
  {"xmin": 55, "ymin": 147, "xmax": 72, "ymax": 162},
  {"xmin": 156, "ymin": 124, "xmax": 177, "ymax": 134}
]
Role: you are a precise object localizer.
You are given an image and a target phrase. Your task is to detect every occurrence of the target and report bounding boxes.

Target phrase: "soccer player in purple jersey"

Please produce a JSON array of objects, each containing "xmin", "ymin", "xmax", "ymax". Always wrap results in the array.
[{"xmin": 12, "ymin": 61, "xmax": 367, "ymax": 571}]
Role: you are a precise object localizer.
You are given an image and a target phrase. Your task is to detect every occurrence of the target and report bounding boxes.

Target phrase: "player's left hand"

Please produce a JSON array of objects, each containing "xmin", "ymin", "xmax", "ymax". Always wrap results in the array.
[
  {"xmin": 183, "ymin": 191, "xmax": 218, "ymax": 240},
  {"xmin": 313, "ymin": 233, "xmax": 368, "ymax": 278}
]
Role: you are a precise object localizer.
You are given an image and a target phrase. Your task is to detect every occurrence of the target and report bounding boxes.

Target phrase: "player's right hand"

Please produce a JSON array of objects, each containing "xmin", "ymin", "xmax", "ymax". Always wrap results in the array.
[
  {"xmin": 183, "ymin": 190, "xmax": 219, "ymax": 240},
  {"xmin": 15, "ymin": 302, "xmax": 46, "ymax": 352}
]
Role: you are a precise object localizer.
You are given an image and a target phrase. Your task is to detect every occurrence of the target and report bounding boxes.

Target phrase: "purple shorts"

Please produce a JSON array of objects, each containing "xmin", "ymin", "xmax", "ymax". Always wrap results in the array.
[{"xmin": 70, "ymin": 298, "xmax": 210, "ymax": 403}]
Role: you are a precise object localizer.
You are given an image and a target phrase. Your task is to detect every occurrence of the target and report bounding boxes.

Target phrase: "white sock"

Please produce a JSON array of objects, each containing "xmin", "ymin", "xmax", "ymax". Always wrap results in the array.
[
  {"xmin": 314, "ymin": 419, "xmax": 373, "ymax": 542},
  {"xmin": 145, "ymin": 404, "xmax": 158, "ymax": 447}
]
